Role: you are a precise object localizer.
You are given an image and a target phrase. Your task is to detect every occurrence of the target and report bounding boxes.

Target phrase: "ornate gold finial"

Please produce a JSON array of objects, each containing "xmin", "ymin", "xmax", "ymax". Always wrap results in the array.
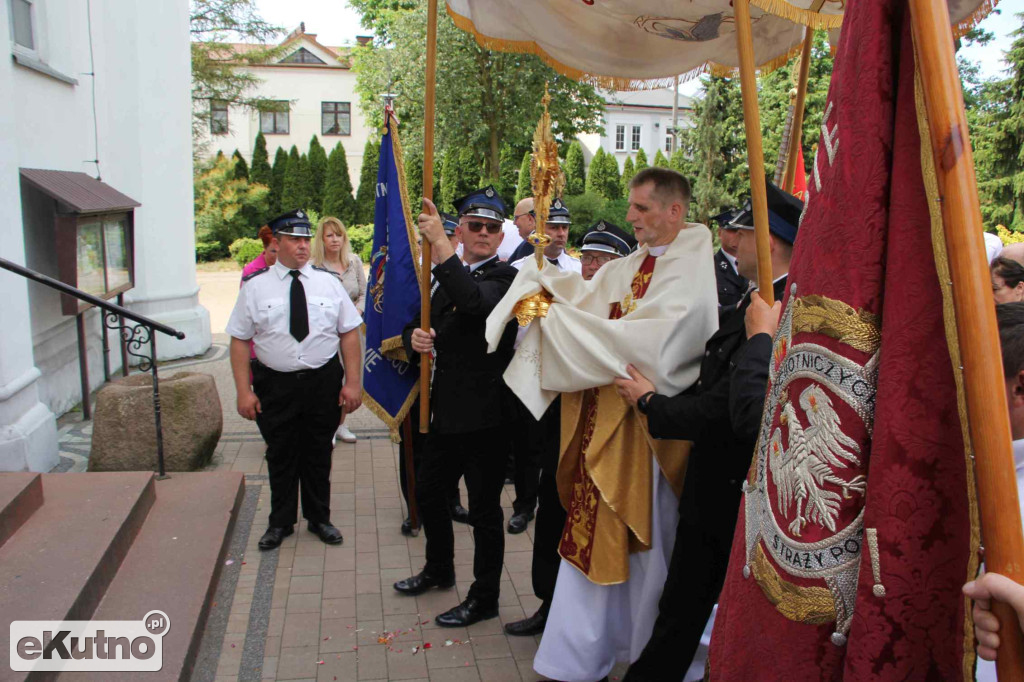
[{"xmin": 530, "ymin": 82, "xmax": 565, "ymax": 269}]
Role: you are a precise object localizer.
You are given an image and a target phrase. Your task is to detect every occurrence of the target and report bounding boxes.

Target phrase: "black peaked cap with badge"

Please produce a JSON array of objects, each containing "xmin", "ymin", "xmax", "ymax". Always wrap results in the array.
[
  {"xmin": 268, "ymin": 209, "xmax": 314, "ymax": 237},
  {"xmin": 453, "ymin": 185, "xmax": 507, "ymax": 222},
  {"xmin": 546, "ymin": 197, "xmax": 571, "ymax": 225},
  {"xmin": 728, "ymin": 181, "xmax": 803, "ymax": 244},
  {"xmin": 711, "ymin": 208, "xmax": 740, "ymax": 230},
  {"xmin": 440, "ymin": 212, "xmax": 459, "ymax": 236},
  {"xmin": 581, "ymin": 220, "xmax": 636, "ymax": 258}
]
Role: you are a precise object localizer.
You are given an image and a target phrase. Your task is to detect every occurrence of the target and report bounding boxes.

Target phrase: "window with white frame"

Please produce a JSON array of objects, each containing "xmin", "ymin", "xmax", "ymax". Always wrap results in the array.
[
  {"xmin": 260, "ymin": 101, "xmax": 290, "ymax": 135},
  {"xmin": 665, "ymin": 134, "xmax": 673, "ymax": 153},
  {"xmin": 210, "ymin": 100, "xmax": 228, "ymax": 135},
  {"xmin": 9, "ymin": 0, "xmax": 35, "ymax": 51},
  {"xmin": 614, "ymin": 124, "xmax": 625, "ymax": 151},
  {"xmin": 631, "ymin": 125, "xmax": 642, "ymax": 151}
]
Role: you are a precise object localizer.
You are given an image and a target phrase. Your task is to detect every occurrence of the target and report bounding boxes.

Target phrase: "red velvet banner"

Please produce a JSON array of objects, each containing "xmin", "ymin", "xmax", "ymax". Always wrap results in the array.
[{"xmin": 708, "ymin": 0, "xmax": 977, "ymax": 678}]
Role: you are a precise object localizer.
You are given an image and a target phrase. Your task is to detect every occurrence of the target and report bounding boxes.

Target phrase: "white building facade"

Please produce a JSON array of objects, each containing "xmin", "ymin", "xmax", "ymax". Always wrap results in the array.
[
  {"xmin": 579, "ymin": 87, "xmax": 694, "ymax": 171},
  {"xmin": 1, "ymin": 0, "xmax": 209, "ymax": 471},
  {"xmin": 199, "ymin": 26, "xmax": 374, "ymax": 193}
]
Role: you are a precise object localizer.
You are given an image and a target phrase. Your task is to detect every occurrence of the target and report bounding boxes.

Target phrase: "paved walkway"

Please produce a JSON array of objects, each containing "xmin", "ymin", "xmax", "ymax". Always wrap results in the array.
[{"xmin": 53, "ymin": 271, "xmax": 637, "ymax": 681}]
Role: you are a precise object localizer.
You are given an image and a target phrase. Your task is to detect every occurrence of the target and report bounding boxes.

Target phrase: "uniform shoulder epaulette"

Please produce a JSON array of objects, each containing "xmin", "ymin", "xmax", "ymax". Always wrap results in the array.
[
  {"xmin": 241, "ymin": 266, "xmax": 269, "ymax": 282},
  {"xmin": 312, "ymin": 265, "xmax": 343, "ymax": 280}
]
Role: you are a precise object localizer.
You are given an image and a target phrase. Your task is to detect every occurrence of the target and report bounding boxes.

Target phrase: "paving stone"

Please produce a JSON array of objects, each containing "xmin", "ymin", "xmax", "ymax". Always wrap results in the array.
[{"xmin": 276, "ymin": 645, "xmax": 321, "ymax": 680}]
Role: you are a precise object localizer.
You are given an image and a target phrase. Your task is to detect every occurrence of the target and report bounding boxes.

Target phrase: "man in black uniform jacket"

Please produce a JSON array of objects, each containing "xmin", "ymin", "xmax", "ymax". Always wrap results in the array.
[
  {"xmin": 615, "ymin": 182, "xmax": 801, "ymax": 681},
  {"xmin": 712, "ymin": 208, "xmax": 750, "ymax": 311},
  {"xmin": 393, "ymin": 186, "xmax": 519, "ymax": 628}
]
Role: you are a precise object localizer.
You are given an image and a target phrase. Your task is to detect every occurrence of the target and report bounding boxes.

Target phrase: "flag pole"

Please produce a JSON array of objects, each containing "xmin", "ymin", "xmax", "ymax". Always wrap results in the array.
[
  {"xmin": 419, "ymin": 0, "xmax": 438, "ymax": 434},
  {"xmin": 734, "ymin": 0, "xmax": 774, "ymax": 305},
  {"xmin": 782, "ymin": 27, "xmax": 813, "ymax": 193},
  {"xmin": 908, "ymin": 0, "xmax": 1024, "ymax": 678}
]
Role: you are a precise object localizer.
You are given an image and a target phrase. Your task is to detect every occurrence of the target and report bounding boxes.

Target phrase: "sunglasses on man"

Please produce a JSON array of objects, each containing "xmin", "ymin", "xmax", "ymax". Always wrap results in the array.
[{"xmin": 463, "ymin": 220, "xmax": 503, "ymax": 235}]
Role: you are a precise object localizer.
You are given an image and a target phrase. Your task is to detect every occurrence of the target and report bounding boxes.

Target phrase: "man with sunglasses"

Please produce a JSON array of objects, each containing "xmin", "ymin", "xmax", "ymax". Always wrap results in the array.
[
  {"xmin": 393, "ymin": 186, "xmax": 520, "ymax": 629},
  {"xmin": 504, "ymin": 218, "xmax": 636, "ymax": 639}
]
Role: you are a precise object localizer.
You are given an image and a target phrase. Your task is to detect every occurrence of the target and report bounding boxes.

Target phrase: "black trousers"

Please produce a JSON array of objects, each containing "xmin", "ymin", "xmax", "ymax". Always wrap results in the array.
[
  {"xmin": 418, "ymin": 425, "xmax": 507, "ymax": 604},
  {"xmin": 510, "ymin": 401, "xmax": 542, "ymax": 516},
  {"xmin": 530, "ymin": 399, "xmax": 564, "ymax": 616},
  {"xmin": 252, "ymin": 355, "xmax": 342, "ymax": 529},
  {"xmin": 623, "ymin": 472, "xmax": 739, "ymax": 681},
  {"xmin": 398, "ymin": 398, "xmax": 462, "ymax": 516}
]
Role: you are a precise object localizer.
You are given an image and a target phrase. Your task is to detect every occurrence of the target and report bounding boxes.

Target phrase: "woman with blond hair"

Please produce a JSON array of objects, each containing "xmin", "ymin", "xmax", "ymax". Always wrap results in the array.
[{"xmin": 312, "ymin": 216, "xmax": 366, "ymax": 444}]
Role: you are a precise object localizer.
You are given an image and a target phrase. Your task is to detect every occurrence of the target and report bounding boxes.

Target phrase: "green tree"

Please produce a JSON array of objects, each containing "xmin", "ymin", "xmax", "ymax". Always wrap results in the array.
[
  {"xmin": 563, "ymin": 141, "xmax": 586, "ymax": 195},
  {"xmin": 269, "ymin": 146, "xmax": 288, "ymax": 215},
  {"xmin": 620, "ymin": 156, "xmax": 636, "ymax": 197},
  {"xmin": 355, "ymin": 140, "xmax": 381, "ymax": 224},
  {"xmin": 194, "ymin": 155, "xmax": 270, "ymax": 254},
  {"xmin": 634, "ymin": 148, "xmax": 649, "ymax": 172},
  {"xmin": 669, "ymin": 148, "xmax": 688, "ymax": 175},
  {"xmin": 440, "ymin": 147, "xmax": 481, "ymax": 211},
  {"xmin": 653, "ymin": 149, "xmax": 670, "ymax": 168},
  {"xmin": 282, "ymin": 146, "xmax": 310, "ymax": 211},
  {"xmin": 352, "ymin": 1, "xmax": 604, "ymax": 189},
  {"xmin": 190, "ymin": 0, "xmax": 284, "ymax": 156},
  {"xmin": 586, "ymin": 148, "xmax": 620, "ymax": 200},
  {"xmin": 496, "ymin": 144, "xmax": 522, "ymax": 204},
  {"xmin": 308, "ymin": 135, "xmax": 328, "ymax": 213},
  {"xmin": 516, "ymin": 150, "xmax": 532, "ymax": 202},
  {"xmin": 323, "ymin": 142, "xmax": 358, "ymax": 224},
  {"xmin": 231, "ymin": 149, "xmax": 249, "ymax": 180},
  {"xmin": 250, "ymin": 131, "xmax": 271, "ymax": 186}
]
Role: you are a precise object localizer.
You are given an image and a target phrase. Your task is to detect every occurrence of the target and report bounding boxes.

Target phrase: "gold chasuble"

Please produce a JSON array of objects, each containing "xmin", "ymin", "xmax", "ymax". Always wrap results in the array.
[
  {"xmin": 484, "ymin": 225, "xmax": 720, "ymax": 587},
  {"xmin": 557, "ymin": 254, "xmax": 690, "ymax": 585}
]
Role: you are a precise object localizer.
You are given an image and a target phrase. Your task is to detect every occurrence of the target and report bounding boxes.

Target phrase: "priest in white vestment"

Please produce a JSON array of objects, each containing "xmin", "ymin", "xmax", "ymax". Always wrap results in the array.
[{"xmin": 485, "ymin": 168, "xmax": 718, "ymax": 681}]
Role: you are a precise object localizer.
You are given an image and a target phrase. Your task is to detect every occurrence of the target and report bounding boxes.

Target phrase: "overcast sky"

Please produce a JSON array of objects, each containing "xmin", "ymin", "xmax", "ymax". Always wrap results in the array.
[{"xmin": 255, "ymin": 0, "xmax": 1023, "ymax": 94}]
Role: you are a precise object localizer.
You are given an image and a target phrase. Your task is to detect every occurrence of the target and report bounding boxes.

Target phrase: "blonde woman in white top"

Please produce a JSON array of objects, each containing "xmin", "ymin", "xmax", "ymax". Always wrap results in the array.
[{"xmin": 312, "ymin": 216, "xmax": 366, "ymax": 443}]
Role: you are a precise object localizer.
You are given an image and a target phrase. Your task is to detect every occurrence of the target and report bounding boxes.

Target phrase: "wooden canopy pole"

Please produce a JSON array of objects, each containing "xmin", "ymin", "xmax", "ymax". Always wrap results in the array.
[
  {"xmin": 782, "ymin": 27, "xmax": 814, "ymax": 193},
  {"xmin": 734, "ymin": 0, "xmax": 774, "ymax": 305},
  {"xmin": 419, "ymin": 0, "xmax": 438, "ymax": 433},
  {"xmin": 908, "ymin": 0, "xmax": 1024, "ymax": 678}
]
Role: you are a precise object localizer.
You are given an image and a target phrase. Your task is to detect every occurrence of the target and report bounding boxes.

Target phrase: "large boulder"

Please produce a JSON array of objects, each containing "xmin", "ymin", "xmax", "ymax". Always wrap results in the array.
[{"xmin": 89, "ymin": 372, "xmax": 222, "ymax": 472}]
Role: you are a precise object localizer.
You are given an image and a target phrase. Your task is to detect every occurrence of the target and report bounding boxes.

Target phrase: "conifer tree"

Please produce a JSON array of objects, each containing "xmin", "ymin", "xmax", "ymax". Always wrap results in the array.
[
  {"xmin": 653, "ymin": 149, "xmax": 670, "ymax": 168},
  {"xmin": 269, "ymin": 146, "xmax": 288, "ymax": 215},
  {"xmin": 516, "ymin": 150, "xmax": 532, "ymax": 202},
  {"xmin": 281, "ymin": 146, "xmax": 308, "ymax": 211},
  {"xmin": 307, "ymin": 135, "xmax": 328, "ymax": 213},
  {"xmin": 563, "ymin": 141, "xmax": 586, "ymax": 195},
  {"xmin": 355, "ymin": 140, "xmax": 380, "ymax": 224},
  {"xmin": 586, "ymin": 148, "xmax": 621, "ymax": 200},
  {"xmin": 620, "ymin": 156, "xmax": 636, "ymax": 197},
  {"xmin": 634, "ymin": 147, "xmax": 649, "ymax": 171},
  {"xmin": 250, "ymin": 131, "xmax": 271, "ymax": 187},
  {"xmin": 231, "ymin": 149, "xmax": 249, "ymax": 181},
  {"xmin": 322, "ymin": 142, "xmax": 357, "ymax": 225}
]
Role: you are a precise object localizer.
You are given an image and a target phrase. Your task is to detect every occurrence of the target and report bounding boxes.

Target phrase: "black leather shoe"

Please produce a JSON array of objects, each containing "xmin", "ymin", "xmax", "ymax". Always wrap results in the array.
[
  {"xmin": 308, "ymin": 521, "xmax": 344, "ymax": 545},
  {"xmin": 401, "ymin": 517, "xmax": 414, "ymax": 536},
  {"xmin": 503, "ymin": 609, "xmax": 547, "ymax": 636},
  {"xmin": 393, "ymin": 567, "xmax": 456, "ymax": 596},
  {"xmin": 258, "ymin": 526, "xmax": 293, "ymax": 551},
  {"xmin": 435, "ymin": 597, "xmax": 499, "ymax": 627},
  {"xmin": 507, "ymin": 510, "xmax": 534, "ymax": 534},
  {"xmin": 450, "ymin": 504, "xmax": 470, "ymax": 525}
]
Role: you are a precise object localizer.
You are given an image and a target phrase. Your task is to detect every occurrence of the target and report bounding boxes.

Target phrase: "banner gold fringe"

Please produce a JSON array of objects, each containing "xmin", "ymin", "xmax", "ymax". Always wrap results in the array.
[
  {"xmin": 358, "ymin": 113, "xmax": 426, "ymax": 439},
  {"xmin": 912, "ymin": 44, "xmax": 981, "ymax": 682},
  {"xmin": 446, "ymin": 4, "xmax": 803, "ymax": 91}
]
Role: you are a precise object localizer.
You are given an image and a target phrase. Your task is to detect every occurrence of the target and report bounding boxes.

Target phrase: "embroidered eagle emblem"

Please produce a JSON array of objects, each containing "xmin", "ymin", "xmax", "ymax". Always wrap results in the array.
[{"xmin": 768, "ymin": 384, "xmax": 867, "ymax": 537}]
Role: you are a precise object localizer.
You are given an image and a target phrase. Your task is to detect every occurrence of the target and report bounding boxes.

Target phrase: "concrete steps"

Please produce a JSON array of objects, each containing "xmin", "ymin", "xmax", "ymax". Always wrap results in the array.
[{"xmin": 0, "ymin": 471, "xmax": 244, "ymax": 682}]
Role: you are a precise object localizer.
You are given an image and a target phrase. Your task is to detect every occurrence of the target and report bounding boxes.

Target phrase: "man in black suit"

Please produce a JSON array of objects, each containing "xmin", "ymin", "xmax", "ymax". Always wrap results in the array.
[
  {"xmin": 615, "ymin": 182, "xmax": 801, "ymax": 682},
  {"xmin": 393, "ymin": 186, "xmax": 519, "ymax": 629},
  {"xmin": 712, "ymin": 208, "xmax": 750, "ymax": 311}
]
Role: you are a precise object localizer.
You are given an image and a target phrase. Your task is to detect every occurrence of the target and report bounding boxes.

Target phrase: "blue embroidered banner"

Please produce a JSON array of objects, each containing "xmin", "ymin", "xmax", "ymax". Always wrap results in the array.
[{"xmin": 361, "ymin": 114, "xmax": 421, "ymax": 434}]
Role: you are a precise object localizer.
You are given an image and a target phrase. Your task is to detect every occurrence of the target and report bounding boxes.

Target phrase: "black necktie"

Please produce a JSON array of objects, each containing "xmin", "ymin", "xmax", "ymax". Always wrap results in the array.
[
  {"xmin": 289, "ymin": 270, "xmax": 309, "ymax": 342},
  {"xmin": 547, "ymin": 257, "xmax": 559, "ymax": 267}
]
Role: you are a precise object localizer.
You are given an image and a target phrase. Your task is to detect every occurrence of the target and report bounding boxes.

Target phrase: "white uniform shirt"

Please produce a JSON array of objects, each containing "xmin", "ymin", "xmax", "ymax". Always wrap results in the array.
[
  {"xmin": 510, "ymin": 249, "xmax": 582, "ymax": 274},
  {"xmin": 226, "ymin": 261, "xmax": 363, "ymax": 372}
]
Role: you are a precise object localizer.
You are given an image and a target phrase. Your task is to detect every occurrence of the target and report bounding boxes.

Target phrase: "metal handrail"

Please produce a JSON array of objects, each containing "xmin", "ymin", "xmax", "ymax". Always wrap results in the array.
[{"xmin": 0, "ymin": 256, "xmax": 185, "ymax": 477}]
